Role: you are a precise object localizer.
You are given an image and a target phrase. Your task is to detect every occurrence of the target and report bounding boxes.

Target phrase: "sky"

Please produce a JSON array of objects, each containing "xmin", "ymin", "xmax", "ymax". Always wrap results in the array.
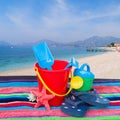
[{"xmin": 0, "ymin": 0, "xmax": 120, "ymax": 44}]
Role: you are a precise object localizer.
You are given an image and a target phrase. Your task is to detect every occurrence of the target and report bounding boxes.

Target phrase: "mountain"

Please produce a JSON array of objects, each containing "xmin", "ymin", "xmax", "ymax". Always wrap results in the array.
[
  {"xmin": 16, "ymin": 39, "xmax": 64, "ymax": 48},
  {"xmin": 32, "ymin": 39, "xmax": 64, "ymax": 47},
  {"xmin": 71, "ymin": 36, "xmax": 120, "ymax": 47},
  {"xmin": 1, "ymin": 36, "xmax": 120, "ymax": 48},
  {"xmin": 0, "ymin": 41, "xmax": 12, "ymax": 48},
  {"xmin": 0, "ymin": 41, "xmax": 10, "ymax": 46}
]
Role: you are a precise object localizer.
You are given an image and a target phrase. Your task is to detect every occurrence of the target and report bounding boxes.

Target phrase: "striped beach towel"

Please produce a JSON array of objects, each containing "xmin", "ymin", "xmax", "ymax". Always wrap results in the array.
[{"xmin": 0, "ymin": 76, "xmax": 120, "ymax": 120}]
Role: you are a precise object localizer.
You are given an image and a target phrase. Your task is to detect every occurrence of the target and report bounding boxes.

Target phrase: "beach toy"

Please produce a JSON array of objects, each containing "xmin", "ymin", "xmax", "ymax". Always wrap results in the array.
[
  {"xmin": 34, "ymin": 60, "xmax": 84, "ymax": 106},
  {"xmin": 33, "ymin": 42, "xmax": 54, "ymax": 70},
  {"xmin": 31, "ymin": 87, "xmax": 55, "ymax": 110},
  {"xmin": 70, "ymin": 76, "xmax": 83, "ymax": 89},
  {"xmin": 65, "ymin": 57, "xmax": 79, "ymax": 69},
  {"xmin": 34, "ymin": 60, "xmax": 72, "ymax": 106},
  {"xmin": 74, "ymin": 63, "xmax": 94, "ymax": 91}
]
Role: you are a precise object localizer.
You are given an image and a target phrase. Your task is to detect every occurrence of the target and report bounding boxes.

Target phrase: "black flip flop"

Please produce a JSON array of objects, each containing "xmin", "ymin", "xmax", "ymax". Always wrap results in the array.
[
  {"xmin": 71, "ymin": 88, "xmax": 110, "ymax": 107},
  {"xmin": 61, "ymin": 94, "xmax": 88, "ymax": 117}
]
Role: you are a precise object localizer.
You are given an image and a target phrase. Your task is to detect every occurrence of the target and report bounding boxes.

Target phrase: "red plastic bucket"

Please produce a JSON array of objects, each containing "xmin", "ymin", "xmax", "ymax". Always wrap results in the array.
[{"xmin": 34, "ymin": 60, "xmax": 71, "ymax": 106}]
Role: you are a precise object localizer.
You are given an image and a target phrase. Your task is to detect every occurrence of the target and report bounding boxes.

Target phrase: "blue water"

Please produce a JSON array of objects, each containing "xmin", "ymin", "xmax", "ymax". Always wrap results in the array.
[{"xmin": 0, "ymin": 46, "xmax": 104, "ymax": 72}]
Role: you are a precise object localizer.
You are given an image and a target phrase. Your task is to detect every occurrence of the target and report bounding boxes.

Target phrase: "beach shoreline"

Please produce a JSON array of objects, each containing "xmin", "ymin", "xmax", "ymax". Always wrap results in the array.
[{"xmin": 0, "ymin": 51, "xmax": 120, "ymax": 79}]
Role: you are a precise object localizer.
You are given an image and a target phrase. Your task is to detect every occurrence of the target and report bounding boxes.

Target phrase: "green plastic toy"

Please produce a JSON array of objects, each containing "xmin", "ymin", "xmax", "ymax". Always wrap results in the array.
[{"xmin": 74, "ymin": 63, "xmax": 95, "ymax": 91}]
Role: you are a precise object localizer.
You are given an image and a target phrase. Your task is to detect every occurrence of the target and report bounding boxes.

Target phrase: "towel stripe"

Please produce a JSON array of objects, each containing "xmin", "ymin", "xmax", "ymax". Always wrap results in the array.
[
  {"xmin": 0, "ymin": 81, "xmax": 120, "ymax": 87},
  {"xmin": 0, "ymin": 77, "xmax": 119, "ymax": 119},
  {"xmin": 86, "ymin": 109, "xmax": 120, "ymax": 117},
  {"xmin": 0, "ymin": 93, "xmax": 28, "ymax": 97},
  {"xmin": 0, "ymin": 95, "xmax": 119, "ymax": 104},
  {"xmin": 93, "ymin": 86, "xmax": 120, "ymax": 93},
  {"xmin": 0, "ymin": 87, "xmax": 39, "ymax": 94},
  {"xmin": 0, "ymin": 109, "xmax": 68, "ymax": 118},
  {"xmin": 0, "ymin": 101, "xmax": 35, "ymax": 108},
  {"xmin": 1, "ymin": 116, "xmax": 120, "ymax": 120},
  {"xmin": 0, "ymin": 108, "xmax": 120, "ymax": 118},
  {"xmin": 110, "ymin": 101, "xmax": 120, "ymax": 106},
  {"xmin": 0, "ymin": 104, "xmax": 60, "ymax": 110},
  {"xmin": 0, "ymin": 101, "xmax": 119, "ymax": 110},
  {"xmin": 0, "ymin": 82, "xmax": 38, "ymax": 87},
  {"xmin": 93, "ymin": 82, "xmax": 120, "ymax": 86},
  {"xmin": 0, "ymin": 93, "xmax": 119, "ymax": 98},
  {"xmin": 0, "ymin": 86, "xmax": 120, "ymax": 94},
  {"xmin": 101, "ymin": 93, "xmax": 120, "ymax": 97}
]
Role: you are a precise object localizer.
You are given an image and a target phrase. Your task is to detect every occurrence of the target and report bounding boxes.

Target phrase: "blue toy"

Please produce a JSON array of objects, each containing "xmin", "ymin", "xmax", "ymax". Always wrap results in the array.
[
  {"xmin": 65, "ymin": 57, "xmax": 79, "ymax": 69},
  {"xmin": 33, "ymin": 42, "xmax": 54, "ymax": 70},
  {"xmin": 74, "ymin": 63, "xmax": 95, "ymax": 91}
]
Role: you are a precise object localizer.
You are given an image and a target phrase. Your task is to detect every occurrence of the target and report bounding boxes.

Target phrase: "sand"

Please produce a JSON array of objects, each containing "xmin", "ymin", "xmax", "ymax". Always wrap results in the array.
[
  {"xmin": 0, "ymin": 51, "xmax": 120, "ymax": 79},
  {"xmin": 78, "ymin": 51, "xmax": 120, "ymax": 79}
]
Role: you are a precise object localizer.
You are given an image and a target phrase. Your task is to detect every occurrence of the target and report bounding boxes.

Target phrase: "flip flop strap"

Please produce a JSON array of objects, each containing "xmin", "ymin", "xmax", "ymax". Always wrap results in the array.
[
  {"xmin": 65, "ymin": 97, "xmax": 84, "ymax": 106},
  {"xmin": 71, "ymin": 88, "xmax": 97, "ymax": 96}
]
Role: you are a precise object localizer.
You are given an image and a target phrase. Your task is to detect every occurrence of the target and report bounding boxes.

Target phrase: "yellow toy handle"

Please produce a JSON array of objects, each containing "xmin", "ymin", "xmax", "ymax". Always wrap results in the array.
[{"xmin": 34, "ymin": 67, "xmax": 72, "ymax": 97}]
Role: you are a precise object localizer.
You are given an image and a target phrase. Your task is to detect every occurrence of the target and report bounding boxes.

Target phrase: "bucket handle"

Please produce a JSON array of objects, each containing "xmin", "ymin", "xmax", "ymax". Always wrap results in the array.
[{"xmin": 34, "ymin": 67, "xmax": 72, "ymax": 97}]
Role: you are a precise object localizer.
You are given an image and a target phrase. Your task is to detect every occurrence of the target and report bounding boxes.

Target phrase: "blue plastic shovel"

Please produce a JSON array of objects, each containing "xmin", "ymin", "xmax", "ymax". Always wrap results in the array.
[{"xmin": 33, "ymin": 42, "xmax": 54, "ymax": 70}]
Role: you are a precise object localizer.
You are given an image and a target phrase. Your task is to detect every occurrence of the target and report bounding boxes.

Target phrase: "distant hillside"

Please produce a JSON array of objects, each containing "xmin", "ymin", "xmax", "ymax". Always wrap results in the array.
[
  {"xmin": 0, "ymin": 41, "xmax": 12, "ymax": 48},
  {"xmin": 1, "ymin": 36, "xmax": 120, "ymax": 48},
  {"xmin": 16, "ymin": 39, "xmax": 65, "ymax": 48},
  {"xmin": 0, "ymin": 41, "xmax": 10, "ymax": 46},
  {"xmin": 71, "ymin": 36, "xmax": 120, "ymax": 47}
]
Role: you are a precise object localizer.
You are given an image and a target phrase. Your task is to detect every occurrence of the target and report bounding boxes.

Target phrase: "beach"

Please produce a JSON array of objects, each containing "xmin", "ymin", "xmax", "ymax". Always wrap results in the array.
[
  {"xmin": 78, "ymin": 51, "xmax": 120, "ymax": 79},
  {"xmin": 0, "ymin": 51, "xmax": 120, "ymax": 79}
]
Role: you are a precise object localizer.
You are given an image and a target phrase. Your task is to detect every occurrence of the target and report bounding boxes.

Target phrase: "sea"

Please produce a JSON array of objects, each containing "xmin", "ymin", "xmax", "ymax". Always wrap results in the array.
[{"xmin": 0, "ymin": 46, "xmax": 105, "ymax": 72}]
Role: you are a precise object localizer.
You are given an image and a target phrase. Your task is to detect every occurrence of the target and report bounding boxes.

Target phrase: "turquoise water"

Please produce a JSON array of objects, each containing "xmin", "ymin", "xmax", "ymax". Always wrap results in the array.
[{"xmin": 0, "ymin": 46, "xmax": 104, "ymax": 72}]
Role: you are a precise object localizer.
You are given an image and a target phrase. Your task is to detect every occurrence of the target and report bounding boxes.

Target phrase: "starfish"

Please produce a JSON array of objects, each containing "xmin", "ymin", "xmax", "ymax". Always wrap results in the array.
[{"xmin": 31, "ymin": 87, "xmax": 55, "ymax": 110}]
